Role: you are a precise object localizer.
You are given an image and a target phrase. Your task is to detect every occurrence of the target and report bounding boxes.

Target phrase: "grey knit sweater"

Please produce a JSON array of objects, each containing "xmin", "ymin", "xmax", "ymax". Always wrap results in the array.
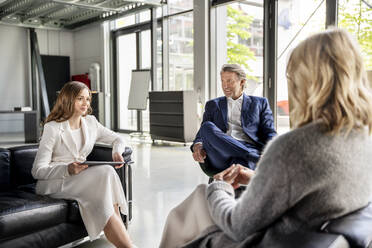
[{"xmin": 184, "ymin": 122, "xmax": 372, "ymax": 248}]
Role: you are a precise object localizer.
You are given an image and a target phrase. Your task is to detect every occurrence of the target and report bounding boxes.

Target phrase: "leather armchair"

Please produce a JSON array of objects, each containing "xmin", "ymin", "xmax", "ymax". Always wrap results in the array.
[
  {"xmin": 257, "ymin": 203, "xmax": 372, "ymax": 248},
  {"xmin": 0, "ymin": 144, "xmax": 132, "ymax": 248}
]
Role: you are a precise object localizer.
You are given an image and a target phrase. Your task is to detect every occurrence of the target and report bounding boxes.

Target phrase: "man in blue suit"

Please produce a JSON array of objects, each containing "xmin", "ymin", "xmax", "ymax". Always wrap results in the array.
[{"xmin": 191, "ymin": 64, "xmax": 276, "ymax": 175}]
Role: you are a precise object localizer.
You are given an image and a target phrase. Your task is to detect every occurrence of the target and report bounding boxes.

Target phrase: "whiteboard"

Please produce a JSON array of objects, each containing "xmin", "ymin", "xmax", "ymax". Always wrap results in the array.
[{"xmin": 127, "ymin": 70, "xmax": 151, "ymax": 110}]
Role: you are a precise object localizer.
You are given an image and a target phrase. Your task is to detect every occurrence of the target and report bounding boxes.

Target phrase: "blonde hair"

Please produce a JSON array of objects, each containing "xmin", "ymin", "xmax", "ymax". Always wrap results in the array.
[
  {"xmin": 44, "ymin": 81, "xmax": 92, "ymax": 124},
  {"xmin": 286, "ymin": 28, "xmax": 372, "ymax": 135}
]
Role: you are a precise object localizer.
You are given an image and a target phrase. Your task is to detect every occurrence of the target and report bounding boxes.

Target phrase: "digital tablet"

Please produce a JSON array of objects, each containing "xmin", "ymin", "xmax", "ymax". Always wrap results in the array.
[{"xmin": 82, "ymin": 161, "xmax": 125, "ymax": 166}]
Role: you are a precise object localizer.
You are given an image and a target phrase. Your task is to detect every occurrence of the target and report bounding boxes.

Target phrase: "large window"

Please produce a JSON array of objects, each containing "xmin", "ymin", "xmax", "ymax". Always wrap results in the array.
[
  {"xmin": 213, "ymin": 1, "xmax": 264, "ymax": 98},
  {"xmin": 113, "ymin": 3, "xmax": 193, "ymax": 93},
  {"xmin": 276, "ymin": 0, "xmax": 325, "ymax": 134},
  {"xmin": 155, "ymin": 26, "xmax": 163, "ymax": 91},
  {"xmin": 167, "ymin": 11, "xmax": 194, "ymax": 90},
  {"xmin": 168, "ymin": 0, "xmax": 193, "ymax": 15}
]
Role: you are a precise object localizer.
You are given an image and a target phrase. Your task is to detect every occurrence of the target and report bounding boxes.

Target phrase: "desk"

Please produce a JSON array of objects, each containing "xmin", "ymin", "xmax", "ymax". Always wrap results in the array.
[{"xmin": 0, "ymin": 111, "xmax": 38, "ymax": 143}]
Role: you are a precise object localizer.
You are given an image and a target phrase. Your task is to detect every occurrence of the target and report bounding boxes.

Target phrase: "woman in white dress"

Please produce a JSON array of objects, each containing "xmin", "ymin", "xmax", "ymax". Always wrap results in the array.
[{"xmin": 32, "ymin": 81, "xmax": 133, "ymax": 248}]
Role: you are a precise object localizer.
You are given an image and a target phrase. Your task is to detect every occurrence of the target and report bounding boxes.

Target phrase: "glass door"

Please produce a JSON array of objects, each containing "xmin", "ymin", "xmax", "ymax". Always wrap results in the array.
[
  {"xmin": 117, "ymin": 33, "xmax": 137, "ymax": 131},
  {"xmin": 140, "ymin": 29, "xmax": 151, "ymax": 132},
  {"xmin": 115, "ymin": 26, "xmax": 152, "ymax": 132}
]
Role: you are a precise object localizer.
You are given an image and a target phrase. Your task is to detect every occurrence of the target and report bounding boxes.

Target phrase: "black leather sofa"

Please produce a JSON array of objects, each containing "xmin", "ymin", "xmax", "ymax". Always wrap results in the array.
[{"xmin": 0, "ymin": 144, "xmax": 133, "ymax": 248}]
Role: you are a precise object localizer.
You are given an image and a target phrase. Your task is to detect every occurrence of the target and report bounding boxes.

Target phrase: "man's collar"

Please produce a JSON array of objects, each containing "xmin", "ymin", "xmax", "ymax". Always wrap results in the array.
[{"xmin": 227, "ymin": 93, "xmax": 243, "ymax": 102}]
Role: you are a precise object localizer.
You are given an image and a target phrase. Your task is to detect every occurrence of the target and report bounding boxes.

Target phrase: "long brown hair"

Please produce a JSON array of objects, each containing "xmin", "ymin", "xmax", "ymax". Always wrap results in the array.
[
  {"xmin": 44, "ymin": 81, "xmax": 92, "ymax": 124},
  {"xmin": 286, "ymin": 28, "xmax": 372, "ymax": 135}
]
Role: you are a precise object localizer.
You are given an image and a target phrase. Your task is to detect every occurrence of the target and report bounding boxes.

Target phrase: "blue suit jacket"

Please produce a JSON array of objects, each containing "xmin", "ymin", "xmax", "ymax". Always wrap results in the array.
[{"xmin": 193, "ymin": 94, "xmax": 276, "ymax": 151}]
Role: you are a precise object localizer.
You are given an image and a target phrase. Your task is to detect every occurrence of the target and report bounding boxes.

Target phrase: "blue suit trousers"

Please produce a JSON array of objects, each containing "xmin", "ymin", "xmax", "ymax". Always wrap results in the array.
[{"xmin": 200, "ymin": 121, "xmax": 260, "ymax": 171}]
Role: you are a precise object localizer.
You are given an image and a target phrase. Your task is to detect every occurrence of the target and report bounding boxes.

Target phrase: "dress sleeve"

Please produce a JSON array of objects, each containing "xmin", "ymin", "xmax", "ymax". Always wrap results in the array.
[
  {"xmin": 31, "ymin": 124, "xmax": 70, "ymax": 180},
  {"xmin": 206, "ymin": 138, "xmax": 291, "ymax": 242},
  {"xmin": 94, "ymin": 117, "xmax": 126, "ymax": 155}
]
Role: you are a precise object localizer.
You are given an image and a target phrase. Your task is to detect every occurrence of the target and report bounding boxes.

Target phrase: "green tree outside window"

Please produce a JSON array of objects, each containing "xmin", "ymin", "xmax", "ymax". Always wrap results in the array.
[
  {"xmin": 339, "ymin": 0, "xmax": 372, "ymax": 70},
  {"xmin": 226, "ymin": 6, "xmax": 258, "ymax": 81}
]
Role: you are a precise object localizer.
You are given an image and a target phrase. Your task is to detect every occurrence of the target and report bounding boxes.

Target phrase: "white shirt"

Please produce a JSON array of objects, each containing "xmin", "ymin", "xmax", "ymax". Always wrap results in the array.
[
  {"xmin": 70, "ymin": 128, "xmax": 84, "ymax": 152},
  {"xmin": 226, "ymin": 95, "xmax": 254, "ymax": 144}
]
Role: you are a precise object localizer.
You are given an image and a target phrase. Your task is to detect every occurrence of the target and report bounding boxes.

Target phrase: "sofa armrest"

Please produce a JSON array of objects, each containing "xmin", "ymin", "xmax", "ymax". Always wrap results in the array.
[
  {"xmin": 87, "ymin": 144, "xmax": 132, "ymax": 164},
  {"xmin": 322, "ymin": 203, "xmax": 372, "ymax": 248},
  {"xmin": 257, "ymin": 231, "xmax": 349, "ymax": 248}
]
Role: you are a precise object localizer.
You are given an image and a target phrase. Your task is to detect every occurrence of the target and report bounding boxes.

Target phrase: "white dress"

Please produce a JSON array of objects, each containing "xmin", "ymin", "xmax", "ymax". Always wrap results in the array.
[
  {"xmin": 51, "ymin": 165, "xmax": 127, "ymax": 240},
  {"xmin": 32, "ymin": 117, "xmax": 128, "ymax": 241}
]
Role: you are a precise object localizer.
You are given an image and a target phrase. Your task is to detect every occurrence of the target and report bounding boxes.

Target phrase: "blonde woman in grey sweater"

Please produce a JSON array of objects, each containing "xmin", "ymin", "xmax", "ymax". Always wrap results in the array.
[{"xmin": 160, "ymin": 29, "xmax": 372, "ymax": 248}]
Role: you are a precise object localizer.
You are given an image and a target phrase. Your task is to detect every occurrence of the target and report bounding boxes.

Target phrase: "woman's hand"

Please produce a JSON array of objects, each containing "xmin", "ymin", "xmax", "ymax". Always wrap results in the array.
[
  {"xmin": 231, "ymin": 165, "xmax": 255, "ymax": 188},
  {"xmin": 113, "ymin": 152, "xmax": 124, "ymax": 169},
  {"xmin": 213, "ymin": 164, "xmax": 255, "ymax": 189},
  {"xmin": 68, "ymin": 162, "xmax": 88, "ymax": 175}
]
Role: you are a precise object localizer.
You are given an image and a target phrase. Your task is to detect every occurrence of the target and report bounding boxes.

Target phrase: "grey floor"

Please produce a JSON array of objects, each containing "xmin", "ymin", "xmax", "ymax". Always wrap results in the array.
[{"xmin": 1, "ymin": 133, "xmax": 209, "ymax": 248}]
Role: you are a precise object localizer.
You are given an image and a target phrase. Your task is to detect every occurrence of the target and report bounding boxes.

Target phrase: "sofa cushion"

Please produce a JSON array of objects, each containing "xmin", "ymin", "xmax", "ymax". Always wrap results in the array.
[
  {"xmin": 9, "ymin": 145, "xmax": 38, "ymax": 188},
  {"xmin": 0, "ymin": 223, "xmax": 87, "ymax": 248},
  {"xmin": 322, "ymin": 203, "xmax": 372, "ymax": 248},
  {"xmin": 66, "ymin": 200, "xmax": 83, "ymax": 223},
  {"xmin": 0, "ymin": 189, "xmax": 68, "ymax": 240},
  {"xmin": 0, "ymin": 148, "xmax": 10, "ymax": 192}
]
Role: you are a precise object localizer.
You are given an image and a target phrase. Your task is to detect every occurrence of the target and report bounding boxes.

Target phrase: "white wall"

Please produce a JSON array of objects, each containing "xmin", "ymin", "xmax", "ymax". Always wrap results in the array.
[
  {"xmin": 73, "ymin": 25, "xmax": 103, "ymax": 76},
  {"xmin": 0, "ymin": 25, "xmax": 30, "ymax": 133},
  {"xmin": 0, "ymin": 25, "xmax": 30, "ymax": 110},
  {"xmin": 0, "ymin": 24, "xmax": 74, "ymax": 134},
  {"xmin": 35, "ymin": 29, "xmax": 75, "ymax": 75}
]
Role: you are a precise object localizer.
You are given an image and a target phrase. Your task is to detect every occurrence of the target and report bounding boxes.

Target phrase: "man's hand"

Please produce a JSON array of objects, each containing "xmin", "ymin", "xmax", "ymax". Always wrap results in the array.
[
  {"xmin": 213, "ymin": 164, "xmax": 255, "ymax": 189},
  {"xmin": 68, "ymin": 162, "xmax": 88, "ymax": 175},
  {"xmin": 192, "ymin": 143, "xmax": 207, "ymax": 163},
  {"xmin": 113, "ymin": 152, "xmax": 124, "ymax": 169}
]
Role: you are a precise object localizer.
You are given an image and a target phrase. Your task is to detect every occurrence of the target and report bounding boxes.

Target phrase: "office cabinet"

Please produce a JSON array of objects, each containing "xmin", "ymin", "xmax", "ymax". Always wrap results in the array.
[{"xmin": 149, "ymin": 91, "xmax": 199, "ymax": 143}]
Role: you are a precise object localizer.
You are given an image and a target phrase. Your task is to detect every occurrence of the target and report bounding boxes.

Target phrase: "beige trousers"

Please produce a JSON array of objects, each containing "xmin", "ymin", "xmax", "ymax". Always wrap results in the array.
[{"xmin": 159, "ymin": 184, "xmax": 215, "ymax": 248}]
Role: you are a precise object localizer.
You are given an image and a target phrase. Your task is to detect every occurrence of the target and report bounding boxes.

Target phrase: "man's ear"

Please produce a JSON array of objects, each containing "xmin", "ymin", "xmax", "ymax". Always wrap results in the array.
[{"xmin": 240, "ymin": 79, "xmax": 246, "ymax": 89}]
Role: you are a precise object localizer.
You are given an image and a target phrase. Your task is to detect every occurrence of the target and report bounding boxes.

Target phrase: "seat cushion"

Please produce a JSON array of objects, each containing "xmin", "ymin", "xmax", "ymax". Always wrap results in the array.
[
  {"xmin": 66, "ymin": 200, "xmax": 83, "ymax": 223},
  {"xmin": 323, "ymin": 203, "xmax": 372, "ymax": 248},
  {"xmin": 0, "ymin": 190, "xmax": 68, "ymax": 240},
  {"xmin": 0, "ymin": 222, "xmax": 87, "ymax": 248}
]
